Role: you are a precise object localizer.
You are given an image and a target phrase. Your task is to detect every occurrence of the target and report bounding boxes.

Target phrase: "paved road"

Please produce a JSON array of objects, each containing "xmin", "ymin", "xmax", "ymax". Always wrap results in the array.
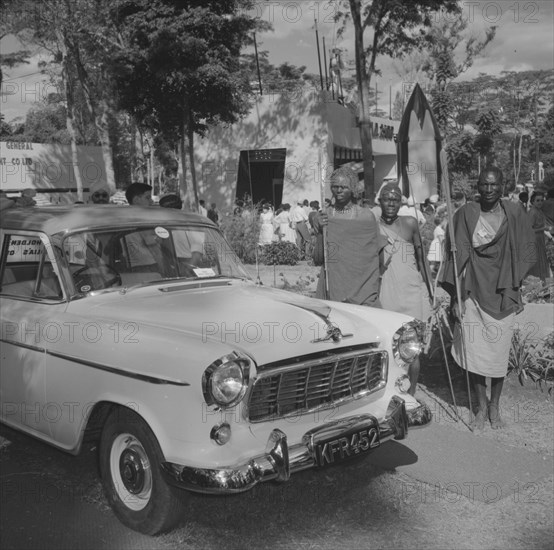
[
  {"xmin": 0, "ymin": 426, "xmax": 174, "ymax": 550},
  {"xmin": 1, "ymin": 417, "xmax": 552, "ymax": 549}
]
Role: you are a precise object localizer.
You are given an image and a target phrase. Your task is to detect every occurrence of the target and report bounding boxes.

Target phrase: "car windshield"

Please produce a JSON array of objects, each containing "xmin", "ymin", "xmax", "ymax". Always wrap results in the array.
[{"xmin": 61, "ymin": 223, "xmax": 251, "ymax": 295}]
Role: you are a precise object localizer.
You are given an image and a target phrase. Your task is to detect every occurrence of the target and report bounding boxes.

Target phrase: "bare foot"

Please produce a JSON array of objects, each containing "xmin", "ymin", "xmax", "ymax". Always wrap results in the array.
[
  {"xmin": 470, "ymin": 409, "xmax": 487, "ymax": 432},
  {"xmin": 489, "ymin": 403, "xmax": 505, "ymax": 429}
]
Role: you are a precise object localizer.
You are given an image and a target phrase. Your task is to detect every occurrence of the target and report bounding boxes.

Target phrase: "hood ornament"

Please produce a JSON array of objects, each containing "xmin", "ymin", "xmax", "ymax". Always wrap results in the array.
[
  {"xmin": 283, "ymin": 300, "xmax": 353, "ymax": 343},
  {"xmin": 311, "ymin": 322, "xmax": 353, "ymax": 343}
]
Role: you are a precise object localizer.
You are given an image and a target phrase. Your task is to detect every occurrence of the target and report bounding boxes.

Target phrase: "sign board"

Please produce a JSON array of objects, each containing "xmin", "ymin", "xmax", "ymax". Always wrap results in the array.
[
  {"xmin": 0, "ymin": 141, "xmax": 106, "ymax": 203},
  {"xmin": 7, "ymin": 236, "xmax": 44, "ymax": 263}
]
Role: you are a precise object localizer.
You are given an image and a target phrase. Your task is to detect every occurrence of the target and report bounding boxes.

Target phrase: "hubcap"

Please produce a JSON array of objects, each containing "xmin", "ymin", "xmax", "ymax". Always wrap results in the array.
[
  {"xmin": 120, "ymin": 448, "xmax": 146, "ymax": 494},
  {"xmin": 109, "ymin": 433, "xmax": 152, "ymax": 511}
]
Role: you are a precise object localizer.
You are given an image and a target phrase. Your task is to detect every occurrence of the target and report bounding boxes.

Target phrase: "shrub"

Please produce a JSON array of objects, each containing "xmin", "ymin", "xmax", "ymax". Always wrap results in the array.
[
  {"xmin": 220, "ymin": 212, "xmax": 260, "ymax": 264},
  {"xmin": 521, "ymin": 277, "xmax": 553, "ymax": 304},
  {"xmin": 546, "ymin": 239, "xmax": 554, "ymax": 273},
  {"xmin": 508, "ymin": 329, "xmax": 554, "ymax": 393},
  {"xmin": 279, "ymin": 273, "xmax": 317, "ymax": 296},
  {"xmin": 259, "ymin": 241, "xmax": 300, "ymax": 266}
]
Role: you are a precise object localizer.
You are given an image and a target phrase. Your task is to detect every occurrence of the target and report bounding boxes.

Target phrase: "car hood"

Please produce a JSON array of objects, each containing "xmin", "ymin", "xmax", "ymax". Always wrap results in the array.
[{"xmin": 71, "ymin": 279, "xmax": 409, "ymax": 366}]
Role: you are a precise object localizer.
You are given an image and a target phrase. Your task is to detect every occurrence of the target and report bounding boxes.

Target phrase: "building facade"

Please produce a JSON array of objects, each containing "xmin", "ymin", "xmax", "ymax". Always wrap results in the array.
[{"xmin": 193, "ymin": 90, "xmax": 399, "ymax": 209}]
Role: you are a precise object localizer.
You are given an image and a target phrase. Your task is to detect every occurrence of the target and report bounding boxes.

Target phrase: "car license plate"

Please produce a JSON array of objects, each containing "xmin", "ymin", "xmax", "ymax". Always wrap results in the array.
[{"xmin": 314, "ymin": 424, "xmax": 380, "ymax": 467}]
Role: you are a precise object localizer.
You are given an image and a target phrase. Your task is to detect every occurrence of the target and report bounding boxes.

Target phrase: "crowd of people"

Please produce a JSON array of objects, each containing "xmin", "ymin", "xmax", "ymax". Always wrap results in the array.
[{"xmin": 253, "ymin": 199, "xmax": 321, "ymax": 260}]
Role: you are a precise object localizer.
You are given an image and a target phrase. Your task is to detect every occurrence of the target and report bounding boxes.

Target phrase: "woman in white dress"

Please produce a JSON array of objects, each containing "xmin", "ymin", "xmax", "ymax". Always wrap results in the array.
[
  {"xmin": 273, "ymin": 203, "xmax": 296, "ymax": 243},
  {"xmin": 258, "ymin": 203, "xmax": 275, "ymax": 245}
]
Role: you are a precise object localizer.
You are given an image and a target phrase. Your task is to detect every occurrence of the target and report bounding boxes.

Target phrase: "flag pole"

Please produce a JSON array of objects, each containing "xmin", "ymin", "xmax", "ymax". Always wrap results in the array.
[{"xmin": 440, "ymin": 149, "xmax": 473, "ymax": 430}]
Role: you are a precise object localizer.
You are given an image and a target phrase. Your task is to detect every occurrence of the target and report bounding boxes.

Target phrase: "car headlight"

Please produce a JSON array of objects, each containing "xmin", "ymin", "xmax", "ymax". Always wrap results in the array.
[
  {"xmin": 202, "ymin": 352, "xmax": 251, "ymax": 408},
  {"xmin": 392, "ymin": 321, "xmax": 423, "ymax": 366}
]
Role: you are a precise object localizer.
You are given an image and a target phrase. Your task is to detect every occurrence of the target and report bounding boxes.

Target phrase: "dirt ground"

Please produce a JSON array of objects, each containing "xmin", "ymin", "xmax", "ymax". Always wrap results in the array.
[{"xmin": 238, "ymin": 262, "xmax": 554, "ymax": 549}]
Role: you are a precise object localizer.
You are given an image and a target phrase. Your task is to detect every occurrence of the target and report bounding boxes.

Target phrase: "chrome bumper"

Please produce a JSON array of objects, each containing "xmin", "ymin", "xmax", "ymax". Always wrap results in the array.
[
  {"xmin": 161, "ymin": 396, "xmax": 425, "ymax": 494},
  {"xmin": 407, "ymin": 398, "xmax": 433, "ymax": 427}
]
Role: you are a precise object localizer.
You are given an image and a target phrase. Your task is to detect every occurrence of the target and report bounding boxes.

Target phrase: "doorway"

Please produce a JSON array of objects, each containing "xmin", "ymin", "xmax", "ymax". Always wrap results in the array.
[{"xmin": 236, "ymin": 149, "xmax": 286, "ymax": 207}]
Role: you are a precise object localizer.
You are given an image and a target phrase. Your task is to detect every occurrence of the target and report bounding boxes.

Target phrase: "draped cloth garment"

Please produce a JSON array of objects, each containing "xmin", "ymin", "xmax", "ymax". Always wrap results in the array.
[
  {"xmin": 315, "ymin": 206, "xmax": 382, "ymax": 307},
  {"xmin": 379, "ymin": 225, "xmax": 432, "ymax": 321},
  {"xmin": 440, "ymin": 200, "xmax": 536, "ymax": 377},
  {"xmin": 527, "ymin": 205, "xmax": 550, "ymax": 280}
]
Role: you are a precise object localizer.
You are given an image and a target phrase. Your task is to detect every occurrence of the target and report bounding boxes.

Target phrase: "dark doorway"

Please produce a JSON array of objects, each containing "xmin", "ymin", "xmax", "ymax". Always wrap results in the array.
[{"xmin": 236, "ymin": 149, "xmax": 286, "ymax": 207}]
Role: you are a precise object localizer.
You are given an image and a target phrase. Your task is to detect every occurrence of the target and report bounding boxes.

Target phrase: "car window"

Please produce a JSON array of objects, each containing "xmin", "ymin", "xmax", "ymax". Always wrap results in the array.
[
  {"xmin": 61, "ymin": 224, "xmax": 250, "ymax": 294},
  {"xmin": 0, "ymin": 233, "xmax": 63, "ymax": 300}
]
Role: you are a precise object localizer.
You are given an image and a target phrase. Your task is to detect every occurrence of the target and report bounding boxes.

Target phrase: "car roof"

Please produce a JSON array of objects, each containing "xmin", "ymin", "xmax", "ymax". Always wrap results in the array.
[{"xmin": 0, "ymin": 205, "xmax": 210, "ymax": 235}]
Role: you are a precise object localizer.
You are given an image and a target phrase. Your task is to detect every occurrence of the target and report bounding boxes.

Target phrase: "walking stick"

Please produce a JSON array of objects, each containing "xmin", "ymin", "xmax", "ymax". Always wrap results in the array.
[
  {"xmin": 440, "ymin": 149, "xmax": 474, "ymax": 430},
  {"xmin": 318, "ymin": 149, "xmax": 330, "ymax": 299}
]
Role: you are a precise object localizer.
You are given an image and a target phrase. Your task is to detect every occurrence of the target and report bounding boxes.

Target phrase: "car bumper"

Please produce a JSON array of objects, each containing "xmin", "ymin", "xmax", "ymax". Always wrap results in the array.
[{"xmin": 161, "ymin": 396, "xmax": 429, "ymax": 494}]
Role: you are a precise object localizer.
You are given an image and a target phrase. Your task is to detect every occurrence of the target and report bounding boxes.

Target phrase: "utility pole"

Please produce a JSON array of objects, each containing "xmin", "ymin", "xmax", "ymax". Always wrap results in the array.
[
  {"xmin": 535, "ymin": 92, "xmax": 539, "ymax": 186},
  {"xmin": 375, "ymin": 78, "xmax": 378, "ymax": 115},
  {"xmin": 389, "ymin": 78, "xmax": 392, "ymax": 119},
  {"xmin": 322, "ymin": 36, "xmax": 329, "ymax": 90},
  {"xmin": 314, "ymin": 19, "xmax": 324, "ymax": 91}
]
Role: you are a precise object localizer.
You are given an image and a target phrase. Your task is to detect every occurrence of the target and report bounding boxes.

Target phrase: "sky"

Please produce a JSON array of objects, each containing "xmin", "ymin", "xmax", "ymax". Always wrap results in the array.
[{"xmin": 1, "ymin": 0, "xmax": 553, "ymax": 123}]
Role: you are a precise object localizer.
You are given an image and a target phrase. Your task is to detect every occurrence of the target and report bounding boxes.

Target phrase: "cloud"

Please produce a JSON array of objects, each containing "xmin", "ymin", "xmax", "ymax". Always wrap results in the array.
[{"xmin": 259, "ymin": 0, "xmax": 553, "ymax": 82}]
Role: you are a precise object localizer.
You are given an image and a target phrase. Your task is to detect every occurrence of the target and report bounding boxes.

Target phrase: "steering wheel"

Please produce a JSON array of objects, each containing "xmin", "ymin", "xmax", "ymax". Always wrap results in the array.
[{"xmin": 73, "ymin": 264, "xmax": 122, "ymax": 293}]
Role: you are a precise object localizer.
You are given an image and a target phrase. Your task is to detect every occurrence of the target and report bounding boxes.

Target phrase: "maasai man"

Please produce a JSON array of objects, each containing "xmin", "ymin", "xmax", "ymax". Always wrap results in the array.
[
  {"xmin": 313, "ymin": 166, "xmax": 383, "ymax": 306},
  {"xmin": 439, "ymin": 167, "xmax": 536, "ymax": 431},
  {"xmin": 378, "ymin": 181, "xmax": 432, "ymax": 395}
]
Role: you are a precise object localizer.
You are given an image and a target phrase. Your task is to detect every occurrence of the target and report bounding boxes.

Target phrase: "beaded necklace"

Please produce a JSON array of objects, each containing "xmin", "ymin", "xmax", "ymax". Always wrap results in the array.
[
  {"xmin": 332, "ymin": 203, "xmax": 355, "ymax": 217},
  {"xmin": 380, "ymin": 215, "xmax": 399, "ymax": 225}
]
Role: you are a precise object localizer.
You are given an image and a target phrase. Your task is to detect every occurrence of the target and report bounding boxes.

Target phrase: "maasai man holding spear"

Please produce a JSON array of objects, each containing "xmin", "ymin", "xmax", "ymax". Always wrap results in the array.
[
  {"xmin": 439, "ymin": 166, "xmax": 536, "ymax": 431},
  {"xmin": 312, "ymin": 166, "xmax": 383, "ymax": 307}
]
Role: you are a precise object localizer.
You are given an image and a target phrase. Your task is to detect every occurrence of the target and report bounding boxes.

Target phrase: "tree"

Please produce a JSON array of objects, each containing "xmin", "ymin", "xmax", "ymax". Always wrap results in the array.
[
  {"xmin": 423, "ymin": 18, "xmax": 496, "ymax": 136},
  {"xmin": 392, "ymin": 13, "xmax": 496, "ymax": 178},
  {"xmin": 336, "ymin": 0, "xmax": 459, "ymax": 200},
  {"xmin": 240, "ymin": 51, "xmax": 313, "ymax": 94},
  {"xmin": 111, "ymin": 0, "xmax": 265, "ymax": 210},
  {"xmin": 474, "ymin": 109, "xmax": 502, "ymax": 169},
  {"xmin": 446, "ymin": 131, "xmax": 476, "ymax": 175},
  {"xmin": 0, "ymin": 0, "xmax": 33, "ymax": 87},
  {"xmin": 461, "ymin": 70, "xmax": 553, "ymax": 186},
  {"xmin": 22, "ymin": 102, "xmax": 70, "ymax": 143},
  {"xmin": 3, "ymin": 0, "xmax": 131, "ymax": 197},
  {"xmin": 537, "ymin": 106, "xmax": 554, "ymax": 175}
]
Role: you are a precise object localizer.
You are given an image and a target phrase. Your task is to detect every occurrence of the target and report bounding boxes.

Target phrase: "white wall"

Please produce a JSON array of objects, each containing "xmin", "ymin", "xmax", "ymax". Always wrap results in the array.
[{"xmin": 193, "ymin": 91, "xmax": 400, "ymax": 209}]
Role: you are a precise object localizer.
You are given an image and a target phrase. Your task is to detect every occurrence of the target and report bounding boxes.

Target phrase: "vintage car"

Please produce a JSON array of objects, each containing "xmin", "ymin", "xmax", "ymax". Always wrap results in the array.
[{"xmin": 0, "ymin": 205, "xmax": 430, "ymax": 534}]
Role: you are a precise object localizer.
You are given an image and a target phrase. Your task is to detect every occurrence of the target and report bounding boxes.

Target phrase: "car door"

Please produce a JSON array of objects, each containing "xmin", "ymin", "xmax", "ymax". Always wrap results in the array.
[{"xmin": 0, "ymin": 230, "xmax": 67, "ymax": 440}]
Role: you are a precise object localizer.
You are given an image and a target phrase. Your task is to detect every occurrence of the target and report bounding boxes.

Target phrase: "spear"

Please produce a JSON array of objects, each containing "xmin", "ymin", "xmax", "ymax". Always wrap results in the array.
[
  {"xmin": 318, "ymin": 149, "xmax": 330, "ymax": 299},
  {"xmin": 397, "ymin": 84, "xmax": 465, "ymax": 423},
  {"xmin": 396, "ymin": 83, "xmax": 440, "ymax": 300},
  {"xmin": 440, "ymin": 148, "xmax": 473, "ymax": 429}
]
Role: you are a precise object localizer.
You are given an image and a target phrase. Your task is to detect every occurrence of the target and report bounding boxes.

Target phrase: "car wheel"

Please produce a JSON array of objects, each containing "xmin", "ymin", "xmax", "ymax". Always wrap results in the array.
[{"xmin": 99, "ymin": 407, "xmax": 184, "ymax": 535}]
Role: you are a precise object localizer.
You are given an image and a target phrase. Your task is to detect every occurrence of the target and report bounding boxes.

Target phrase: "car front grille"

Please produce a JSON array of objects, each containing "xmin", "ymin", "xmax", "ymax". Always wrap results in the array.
[{"xmin": 248, "ymin": 349, "xmax": 387, "ymax": 422}]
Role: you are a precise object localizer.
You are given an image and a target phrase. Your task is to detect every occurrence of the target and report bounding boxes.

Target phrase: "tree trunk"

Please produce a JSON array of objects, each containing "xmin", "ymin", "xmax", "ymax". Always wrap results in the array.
[
  {"xmin": 178, "ymin": 110, "xmax": 189, "ymax": 209},
  {"xmin": 56, "ymin": 28, "xmax": 84, "ymax": 201},
  {"xmin": 515, "ymin": 134, "xmax": 523, "ymax": 188},
  {"xmin": 512, "ymin": 137, "xmax": 517, "ymax": 187},
  {"xmin": 135, "ymin": 127, "xmax": 145, "ymax": 182},
  {"xmin": 65, "ymin": 84, "xmax": 84, "ymax": 202},
  {"xmin": 69, "ymin": 34, "xmax": 116, "ymax": 193},
  {"xmin": 96, "ymin": 98, "xmax": 116, "ymax": 192},
  {"xmin": 187, "ymin": 108, "xmax": 199, "ymax": 211},
  {"xmin": 349, "ymin": 0, "xmax": 375, "ymax": 202}
]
